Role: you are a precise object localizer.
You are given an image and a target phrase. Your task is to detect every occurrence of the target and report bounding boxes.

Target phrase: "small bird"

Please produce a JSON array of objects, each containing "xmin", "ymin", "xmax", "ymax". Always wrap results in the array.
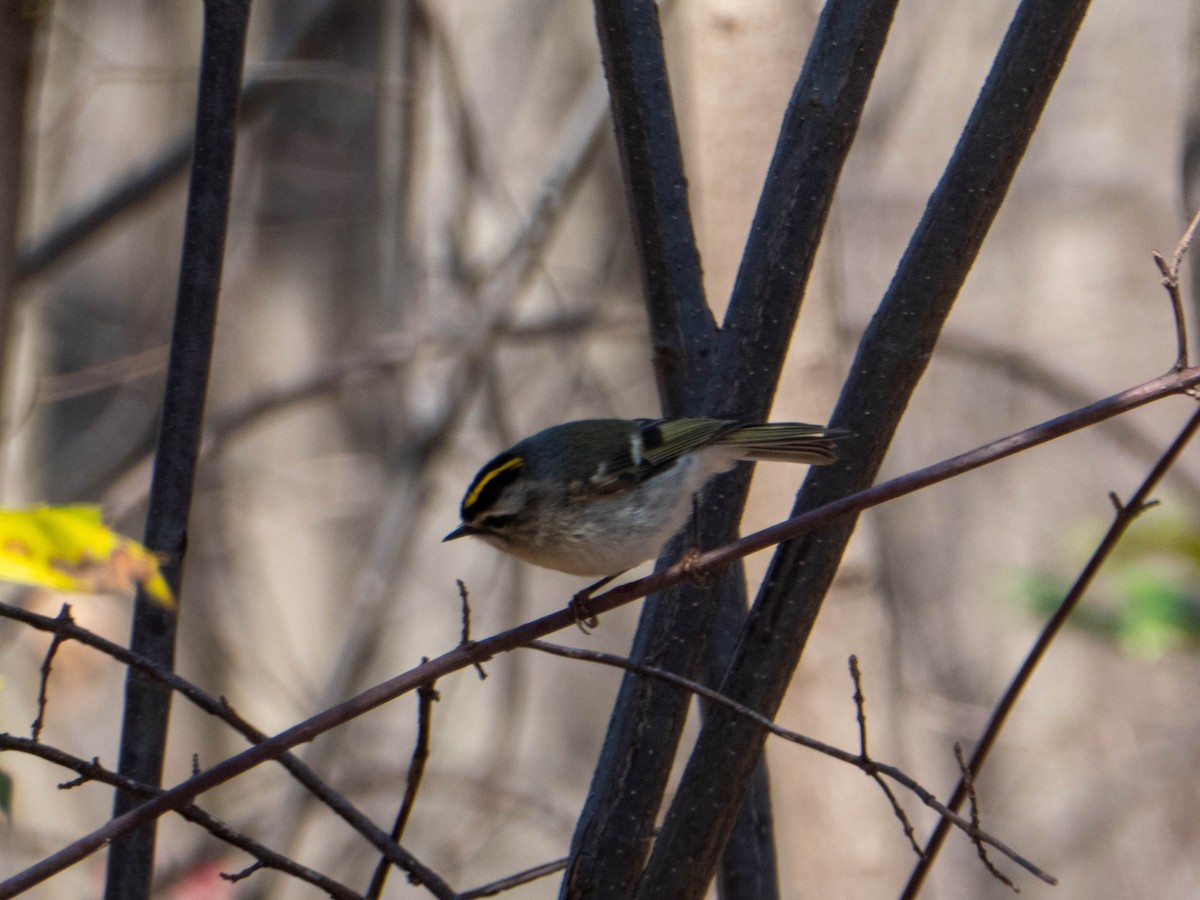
[{"xmin": 444, "ymin": 417, "xmax": 842, "ymax": 578}]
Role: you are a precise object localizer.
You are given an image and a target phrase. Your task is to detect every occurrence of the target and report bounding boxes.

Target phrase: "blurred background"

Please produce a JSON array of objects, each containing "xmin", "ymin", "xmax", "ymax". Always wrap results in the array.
[{"xmin": 1, "ymin": 0, "xmax": 1199, "ymax": 897}]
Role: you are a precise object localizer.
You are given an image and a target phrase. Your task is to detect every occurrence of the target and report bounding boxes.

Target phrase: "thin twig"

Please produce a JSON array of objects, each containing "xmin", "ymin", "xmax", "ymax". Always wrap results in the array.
[
  {"xmin": 528, "ymin": 641, "xmax": 1054, "ymax": 885},
  {"xmin": 954, "ymin": 743, "xmax": 1017, "ymax": 893},
  {"xmin": 902, "ymin": 404, "xmax": 1200, "ymax": 898},
  {"xmin": 0, "ymin": 600, "xmax": 454, "ymax": 897},
  {"xmin": 845, "ymin": 323, "xmax": 1200, "ymax": 506},
  {"xmin": 366, "ymin": 679, "xmax": 439, "ymax": 899},
  {"xmin": 849, "ymin": 655, "xmax": 868, "ymax": 758},
  {"xmin": 457, "ymin": 856, "xmax": 570, "ymax": 898},
  {"xmin": 30, "ymin": 606, "xmax": 73, "ymax": 742},
  {"xmin": 222, "ymin": 860, "xmax": 265, "ymax": 884},
  {"xmin": 459, "ymin": 580, "xmax": 472, "ymax": 646},
  {"xmin": 1152, "ymin": 206, "xmax": 1200, "ymax": 371},
  {"xmin": 458, "ymin": 580, "xmax": 487, "ymax": 679},
  {"xmin": 847, "ymin": 656, "xmax": 923, "ymax": 856},
  {"xmin": 0, "ymin": 734, "xmax": 365, "ymax": 899}
]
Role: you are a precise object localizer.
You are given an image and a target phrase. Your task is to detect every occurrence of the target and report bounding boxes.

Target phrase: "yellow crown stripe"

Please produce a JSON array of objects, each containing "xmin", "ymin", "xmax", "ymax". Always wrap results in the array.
[{"xmin": 466, "ymin": 456, "xmax": 524, "ymax": 508}]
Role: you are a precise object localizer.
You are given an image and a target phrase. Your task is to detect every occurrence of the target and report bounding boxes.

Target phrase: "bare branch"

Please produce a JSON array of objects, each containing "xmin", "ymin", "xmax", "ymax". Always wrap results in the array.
[
  {"xmin": 457, "ymin": 856, "xmax": 570, "ymax": 899},
  {"xmin": 529, "ymin": 642, "xmax": 1054, "ymax": 885},
  {"xmin": 1152, "ymin": 205, "xmax": 1200, "ymax": 371},
  {"xmin": 0, "ymin": 601, "xmax": 452, "ymax": 896},
  {"xmin": 954, "ymin": 743, "xmax": 1018, "ymax": 893},
  {"xmin": 0, "ymin": 734, "xmax": 366, "ymax": 900},
  {"xmin": 902, "ymin": 404, "xmax": 1200, "ymax": 896},
  {"xmin": 30, "ymin": 606, "xmax": 73, "ymax": 742},
  {"xmin": 366, "ymin": 680, "xmax": 439, "ymax": 899}
]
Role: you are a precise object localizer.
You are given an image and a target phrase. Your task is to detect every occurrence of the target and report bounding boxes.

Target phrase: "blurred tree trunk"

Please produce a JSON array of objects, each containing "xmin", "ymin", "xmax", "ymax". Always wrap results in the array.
[{"xmin": 0, "ymin": 1, "xmax": 35, "ymax": 383}]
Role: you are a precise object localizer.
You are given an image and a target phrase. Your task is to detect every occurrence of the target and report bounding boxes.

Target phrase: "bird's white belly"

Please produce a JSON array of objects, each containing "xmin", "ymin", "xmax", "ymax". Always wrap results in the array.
[{"xmin": 505, "ymin": 456, "xmax": 712, "ymax": 576}]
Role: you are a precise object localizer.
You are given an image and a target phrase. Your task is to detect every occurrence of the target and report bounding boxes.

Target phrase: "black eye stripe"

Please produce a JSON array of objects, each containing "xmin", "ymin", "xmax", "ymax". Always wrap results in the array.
[{"xmin": 462, "ymin": 452, "xmax": 523, "ymax": 518}]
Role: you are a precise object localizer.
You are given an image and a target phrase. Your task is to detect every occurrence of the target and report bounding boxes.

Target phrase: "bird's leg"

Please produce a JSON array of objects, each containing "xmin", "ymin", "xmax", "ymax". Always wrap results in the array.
[
  {"xmin": 681, "ymin": 496, "xmax": 709, "ymax": 585},
  {"xmin": 569, "ymin": 572, "xmax": 621, "ymax": 633},
  {"xmin": 679, "ymin": 546, "xmax": 707, "ymax": 584}
]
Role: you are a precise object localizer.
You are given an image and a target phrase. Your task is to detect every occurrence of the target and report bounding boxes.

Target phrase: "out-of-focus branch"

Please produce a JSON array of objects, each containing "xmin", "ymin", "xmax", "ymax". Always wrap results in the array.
[
  {"xmin": 636, "ymin": 2, "xmax": 1094, "ymax": 895},
  {"xmin": 15, "ymin": 0, "xmax": 361, "ymax": 282}
]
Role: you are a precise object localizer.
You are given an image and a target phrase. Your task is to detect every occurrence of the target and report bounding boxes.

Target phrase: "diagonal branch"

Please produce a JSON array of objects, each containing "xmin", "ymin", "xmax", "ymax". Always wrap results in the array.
[
  {"xmin": 0, "ymin": 734, "xmax": 365, "ymax": 900},
  {"xmin": 900, "ymin": 403, "xmax": 1200, "ymax": 897},
  {"xmin": 0, "ymin": 600, "xmax": 451, "ymax": 894},
  {"xmin": 365, "ymin": 680, "xmax": 439, "ymax": 899},
  {"xmin": 530, "ymin": 642, "xmax": 1055, "ymax": 885}
]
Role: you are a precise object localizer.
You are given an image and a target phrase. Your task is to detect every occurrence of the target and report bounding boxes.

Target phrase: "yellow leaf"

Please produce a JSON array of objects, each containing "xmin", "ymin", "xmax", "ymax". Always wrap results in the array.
[{"xmin": 0, "ymin": 505, "xmax": 174, "ymax": 609}]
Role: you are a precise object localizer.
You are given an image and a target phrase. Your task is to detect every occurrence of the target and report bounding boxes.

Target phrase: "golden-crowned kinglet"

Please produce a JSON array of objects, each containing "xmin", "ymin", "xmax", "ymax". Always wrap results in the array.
[{"xmin": 444, "ymin": 418, "xmax": 841, "ymax": 577}]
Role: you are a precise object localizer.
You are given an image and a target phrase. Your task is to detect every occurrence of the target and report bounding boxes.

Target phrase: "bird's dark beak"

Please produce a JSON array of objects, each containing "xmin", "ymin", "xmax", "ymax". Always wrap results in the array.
[{"xmin": 443, "ymin": 524, "xmax": 480, "ymax": 542}]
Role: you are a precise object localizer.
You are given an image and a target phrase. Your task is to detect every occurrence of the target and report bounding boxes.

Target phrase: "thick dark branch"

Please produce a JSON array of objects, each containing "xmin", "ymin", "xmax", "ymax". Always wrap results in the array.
[
  {"xmin": 567, "ymin": 1, "xmax": 898, "ymax": 895},
  {"xmin": 564, "ymin": 1, "xmax": 716, "ymax": 895},
  {"xmin": 592, "ymin": 0, "xmax": 714, "ymax": 416},
  {"xmin": 0, "ymin": 0, "xmax": 34, "ymax": 376},
  {"xmin": 637, "ymin": 2, "xmax": 1094, "ymax": 896},
  {"xmin": 710, "ymin": 0, "xmax": 896, "ymax": 421},
  {"xmin": 105, "ymin": 3, "xmax": 251, "ymax": 896}
]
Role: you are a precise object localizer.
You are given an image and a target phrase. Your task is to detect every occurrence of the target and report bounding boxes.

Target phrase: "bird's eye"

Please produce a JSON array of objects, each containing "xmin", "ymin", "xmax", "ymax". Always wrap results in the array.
[{"xmin": 481, "ymin": 514, "xmax": 516, "ymax": 530}]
